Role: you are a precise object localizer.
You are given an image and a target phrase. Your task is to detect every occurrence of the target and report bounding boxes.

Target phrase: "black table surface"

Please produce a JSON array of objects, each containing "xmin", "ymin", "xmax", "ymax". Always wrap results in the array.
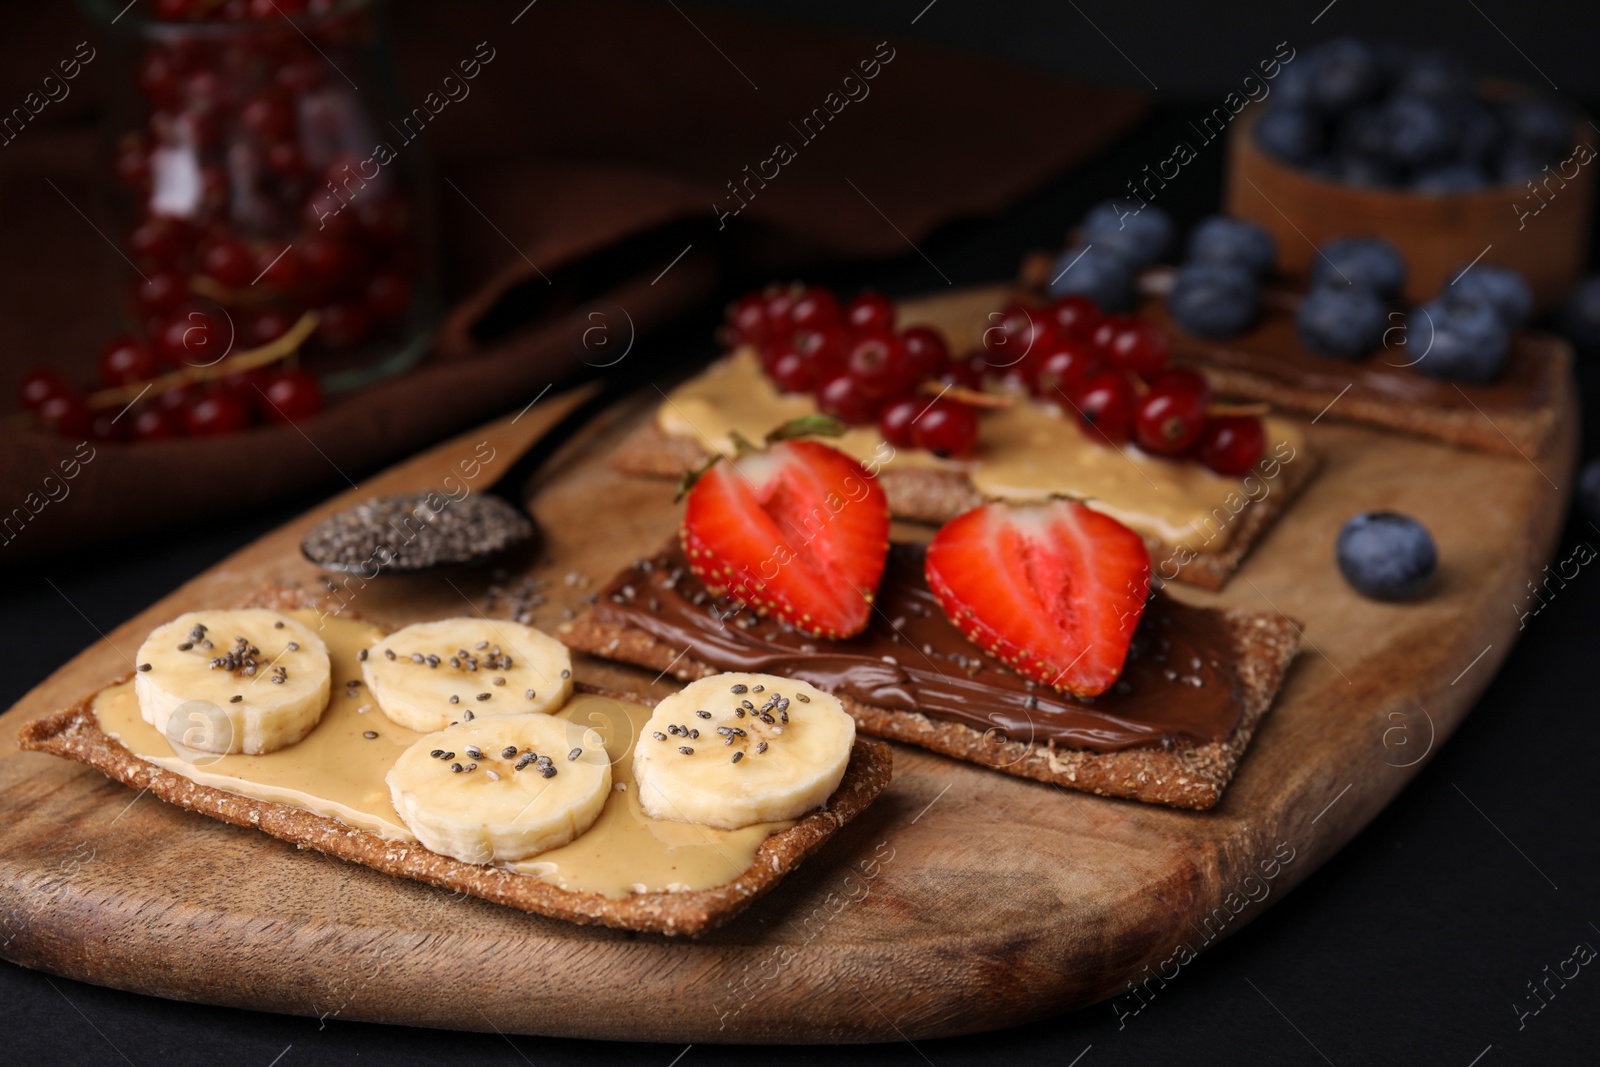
[{"xmin": 3, "ymin": 103, "xmax": 1598, "ymax": 1066}]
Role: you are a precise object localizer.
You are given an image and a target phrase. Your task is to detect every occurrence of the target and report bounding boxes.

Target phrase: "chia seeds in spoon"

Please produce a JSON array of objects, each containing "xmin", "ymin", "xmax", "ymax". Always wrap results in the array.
[{"xmin": 302, "ymin": 493, "xmax": 534, "ymax": 573}]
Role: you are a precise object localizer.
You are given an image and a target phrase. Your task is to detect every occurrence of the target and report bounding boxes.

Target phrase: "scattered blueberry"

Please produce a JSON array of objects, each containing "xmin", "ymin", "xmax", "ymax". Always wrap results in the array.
[
  {"xmin": 1447, "ymin": 264, "xmax": 1532, "ymax": 329},
  {"xmin": 1411, "ymin": 298, "xmax": 1510, "ymax": 383},
  {"xmin": 1560, "ymin": 275, "xmax": 1600, "ymax": 349},
  {"xmin": 1186, "ymin": 215, "xmax": 1277, "ymax": 277},
  {"xmin": 1080, "ymin": 199, "xmax": 1174, "ymax": 268},
  {"xmin": 1168, "ymin": 263, "xmax": 1260, "ymax": 338},
  {"xmin": 1311, "ymin": 236, "xmax": 1406, "ymax": 299},
  {"xmin": 1256, "ymin": 107, "xmax": 1324, "ymax": 165},
  {"xmin": 1272, "ymin": 56, "xmax": 1318, "ymax": 110},
  {"xmin": 1046, "ymin": 243, "xmax": 1138, "ymax": 312},
  {"xmin": 1297, "ymin": 282, "xmax": 1387, "ymax": 358},
  {"xmin": 1578, "ymin": 458, "xmax": 1600, "ymax": 525},
  {"xmin": 1412, "ymin": 163, "xmax": 1489, "ymax": 193},
  {"xmin": 1336, "ymin": 511, "xmax": 1438, "ymax": 600},
  {"xmin": 1311, "ymin": 38, "xmax": 1384, "ymax": 112}
]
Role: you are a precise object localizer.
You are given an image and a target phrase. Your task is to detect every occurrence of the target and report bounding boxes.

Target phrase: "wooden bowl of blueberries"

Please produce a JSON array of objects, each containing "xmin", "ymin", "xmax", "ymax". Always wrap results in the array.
[{"xmin": 1224, "ymin": 38, "xmax": 1592, "ymax": 312}]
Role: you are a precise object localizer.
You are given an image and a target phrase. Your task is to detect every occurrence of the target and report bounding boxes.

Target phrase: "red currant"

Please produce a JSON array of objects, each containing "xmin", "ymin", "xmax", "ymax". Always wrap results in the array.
[
  {"xmin": 131, "ymin": 406, "xmax": 181, "ymax": 441},
  {"xmin": 136, "ymin": 51, "xmax": 180, "ymax": 106},
  {"xmin": 158, "ymin": 308, "xmax": 229, "ymax": 367},
  {"xmin": 256, "ymin": 243, "xmax": 304, "ymax": 291},
  {"xmin": 983, "ymin": 303, "xmax": 1053, "ymax": 371},
  {"xmin": 1072, "ymin": 371, "xmax": 1137, "ymax": 446},
  {"xmin": 99, "ymin": 336, "xmax": 160, "ymax": 387},
  {"xmin": 1046, "ymin": 295, "xmax": 1103, "ymax": 341},
  {"xmin": 845, "ymin": 291, "xmax": 895, "ymax": 335},
  {"xmin": 183, "ymin": 390, "xmax": 252, "ymax": 435},
  {"xmin": 1098, "ymin": 316, "xmax": 1171, "ymax": 380},
  {"xmin": 816, "ymin": 374, "xmax": 879, "ymax": 426},
  {"xmin": 215, "ymin": 365, "xmax": 264, "ymax": 407},
  {"xmin": 877, "ymin": 394, "xmax": 923, "ymax": 447},
  {"xmin": 846, "ymin": 333, "xmax": 914, "ymax": 399},
  {"xmin": 1031, "ymin": 337, "xmax": 1101, "ymax": 399},
  {"xmin": 726, "ymin": 292, "xmax": 768, "ymax": 349},
  {"xmin": 266, "ymin": 141, "xmax": 306, "ymax": 177},
  {"xmin": 791, "ymin": 287, "xmax": 841, "ymax": 331},
  {"xmin": 157, "ymin": 380, "xmax": 200, "ymax": 414},
  {"xmin": 364, "ymin": 272, "xmax": 412, "ymax": 320},
  {"xmin": 768, "ymin": 350, "xmax": 814, "ymax": 394},
  {"xmin": 240, "ymin": 92, "xmax": 295, "ymax": 141},
  {"xmin": 937, "ymin": 354, "xmax": 986, "ymax": 391},
  {"xmin": 302, "ymin": 238, "xmax": 359, "ymax": 285},
  {"xmin": 201, "ymin": 237, "xmax": 255, "ymax": 288},
  {"xmin": 128, "ymin": 217, "xmax": 182, "ymax": 265},
  {"xmin": 20, "ymin": 369, "xmax": 71, "ymax": 411},
  {"xmin": 1196, "ymin": 416, "xmax": 1266, "ymax": 476},
  {"xmin": 114, "ymin": 140, "xmax": 151, "ymax": 190},
  {"xmin": 764, "ymin": 286, "xmax": 800, "ymax": 336},
  {"xmin": 249, "ymin": 309, "xmax": 296, "ymax": 346},
  {"xmin": 1133, "ymin": 381, "xmax": 1210, "ymax": 456},
  {"xmin": 317, "ymin": 302, "xmax": 372, "ymax": 349},
  {"xmin": 36, "ymin": 393, "xmax": 92, "ymax": 438},
  {"xmin": 258, "ymin": 369, "xmax": 323, "ymax": 423},
  {"xmin": 899, "ymin": 326, "xmax": 949, "ymax": 381},
  {"xmin": 90, "ymin": 411, "xmax": 130, "ymax": 443},
  {"xmin": 1146, "ymin": 367, "xmax": 1213, "ymax": 406},
  {"xmin": 912, "ymin": 398, "xmax": 979, "ymax": 457},
  {"xmin": 792, "ymin": 326, "xmax": 849, "ymax": 383},
  {"xmin": 136, "ymin": 271, "xmax": 189, "ymax": 316}
]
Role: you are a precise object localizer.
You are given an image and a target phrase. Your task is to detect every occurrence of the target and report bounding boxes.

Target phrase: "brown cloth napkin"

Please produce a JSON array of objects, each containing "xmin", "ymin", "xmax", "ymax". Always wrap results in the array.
[{"xmin": 0, "ymin": 0, "xmax": 1144, "ymax": 564}]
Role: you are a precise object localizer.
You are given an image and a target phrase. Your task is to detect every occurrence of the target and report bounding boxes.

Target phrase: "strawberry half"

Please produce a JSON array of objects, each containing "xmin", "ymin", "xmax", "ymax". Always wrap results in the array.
[
  {"xmin": 924, "ymin": 499, "xmax": 1151, "ymax": 696},
  {"xmin": 680, "ymin": 438, "xmax": 890, "ymax": 639}
]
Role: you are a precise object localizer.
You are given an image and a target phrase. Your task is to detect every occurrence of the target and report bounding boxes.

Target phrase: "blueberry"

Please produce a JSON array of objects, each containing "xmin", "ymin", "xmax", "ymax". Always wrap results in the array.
[
  {"xmin": 1334, "ymin": 105, "xmax": 1391, "ymax": 159},
  {"xmin": 1168, "ymin": 263, "xmax": 1260, "ymax": 338},
  {"xmin": 1412, "ymin": 163, "xmax": 1489, "ymax": 193},
  {"xmin": 1272, "ymin": 56, "xmax": 1318, "ymax": 110},
  {"xmin": 1411, "ymin": 298, "xmax": 1510, "ymax": 383},
  {"xmin": 1081, "ymin": 199, "xmax": 1174, "ymax": 268},
  {"xmin": 1396, "ymin": 46, "xmax": 1474, "ymax": 101},
  {"xmin": 1560, "ymin": 275, "xmax": 1600, "ymax": 349},
  {"xmin": 1336, "ymin": 512, "xmax": 1437, "ymax": 600},
  {"xmin": 1046, "ymin": 244, "xmax": 1138, "ymax": 312},
  {"xmin": 1382, "ymin": 94, "xmax": 1454, "ymax": 167},
  {"xmin": 1579, "ymin": 458, "xmax": 1600, "ymax": 525},
  {"xmin": 1335, "ymin": 154, "xmax": 1399, "ymax": 188},
  {"xmin": 1311, "ymin": 236, "xmax": 1406, "ymax": 299},
  {"xmin": 1453, "ymin": 102, "xmax": 1504, "ymax": 166},
  {"xmin": 1498, "ymin": 147, "xmax": 1554, "ymax": 184},
  {"xmin": 1311, "ymin": 38, "xmax": 1384, "ymax": 112},
  {"xmin": 1255, "ymin": 107, "xmax": 1324, "ymax": 165},
  {"xmin": 1447, "ymin": 264, "xmax": 1532, "ymax": 329},
  {"xmin": 1297, "ymin": 282, "xmax": 1387, "ymax": 358},
  {"xmin": 1186, "ymin": 215, "xmax": 1277, "ymax": 277},
  {"xmin": 1498, "ymin": 97, "xmax": 1571, "ymax": 160}
]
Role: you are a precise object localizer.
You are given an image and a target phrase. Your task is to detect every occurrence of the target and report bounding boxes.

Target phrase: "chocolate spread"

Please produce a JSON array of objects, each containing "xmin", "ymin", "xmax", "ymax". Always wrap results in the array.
[{"xmin": 590, "ymin": 543, "xmax": 1246, "ymax": 752}]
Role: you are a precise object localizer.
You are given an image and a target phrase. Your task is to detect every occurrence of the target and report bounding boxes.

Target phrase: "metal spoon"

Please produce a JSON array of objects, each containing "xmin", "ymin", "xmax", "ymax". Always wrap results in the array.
[{"xmin": 301, "ymin": 378, "xmax": 632, "ymax": 576}]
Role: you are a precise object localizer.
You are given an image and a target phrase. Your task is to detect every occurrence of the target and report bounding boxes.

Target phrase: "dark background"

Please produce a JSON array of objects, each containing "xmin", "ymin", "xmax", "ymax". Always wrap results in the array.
[{"xmin": 3, "ymin": 1, "xmax": 1599, "ymax": 1064}]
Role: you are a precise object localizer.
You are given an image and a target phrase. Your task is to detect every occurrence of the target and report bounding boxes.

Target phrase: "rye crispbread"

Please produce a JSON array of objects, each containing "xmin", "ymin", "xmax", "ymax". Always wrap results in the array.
[
  {"xmin": 610, "ymin": 420, "xmax": 1320, "ymax": 592},
  {"xmin": 560, "ymin": 590, "xmax": 1302, "ymax": 812},
  {"xmin": 15, "ymin": 585, "xmax": 893, "ymax": 937},
  {"xmin": 1019, "ymin": 252, "xmax": 1569, "ymax": 458}
]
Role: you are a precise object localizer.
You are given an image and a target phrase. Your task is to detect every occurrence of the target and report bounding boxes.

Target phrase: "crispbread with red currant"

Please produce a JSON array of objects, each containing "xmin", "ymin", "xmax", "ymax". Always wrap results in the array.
[{"xmin": 614, "ymin": 284, "xmax": 1320, "ymax": 591}]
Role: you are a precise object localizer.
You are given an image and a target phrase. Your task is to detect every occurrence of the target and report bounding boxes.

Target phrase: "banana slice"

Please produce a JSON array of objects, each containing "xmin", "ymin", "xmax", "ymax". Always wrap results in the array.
[
  {"xmin": 387, "ymin": 714, "xmax": 611, "ymax": 863},
  {"xmin": 134, "ymin": 609, "xmax": 332, "ymax": 755},
  {"xmin": 633, "ymin": 672, "xmax": 854, "ymax": 830},
  {"xmin": 361, "ymin": 618, "xmax": 573, "ymax": 733}
]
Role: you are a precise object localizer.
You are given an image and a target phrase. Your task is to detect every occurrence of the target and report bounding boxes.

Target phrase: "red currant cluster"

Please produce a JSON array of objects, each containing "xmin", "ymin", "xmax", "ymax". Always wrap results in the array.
[
  {"xmin": 19, "ymin": 356, "xmax": 322, "ymax": 442},
  {"xmin": 980, "ymin": 297, "xmax": 1267, "ymax": 476},
  {"xmin": 722, "ymin": 285, "xmax": 980, "ymax": 457},
  {"xmin": 721, "ymin": 287, "xmax": 1267, "ymax": 476}
]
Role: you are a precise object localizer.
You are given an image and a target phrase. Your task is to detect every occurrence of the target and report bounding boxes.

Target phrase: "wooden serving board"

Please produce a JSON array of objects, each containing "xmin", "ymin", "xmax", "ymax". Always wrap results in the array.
[{"xmin": 0, "ymin": 290, "xmax": 1578, "ymax": 1043}]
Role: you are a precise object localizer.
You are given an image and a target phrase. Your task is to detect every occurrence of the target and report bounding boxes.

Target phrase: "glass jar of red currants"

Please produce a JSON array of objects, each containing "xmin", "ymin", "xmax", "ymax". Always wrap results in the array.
[{"xmin": 33, "ymin": 0, "xmax": 437, "ymax": 441}]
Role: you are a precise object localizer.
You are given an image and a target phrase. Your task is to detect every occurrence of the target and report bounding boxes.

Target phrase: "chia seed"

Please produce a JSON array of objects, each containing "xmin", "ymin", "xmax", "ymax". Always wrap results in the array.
[{"xmin": 299, "ymin": 492, "xmax": 534, "ymax": 572}]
